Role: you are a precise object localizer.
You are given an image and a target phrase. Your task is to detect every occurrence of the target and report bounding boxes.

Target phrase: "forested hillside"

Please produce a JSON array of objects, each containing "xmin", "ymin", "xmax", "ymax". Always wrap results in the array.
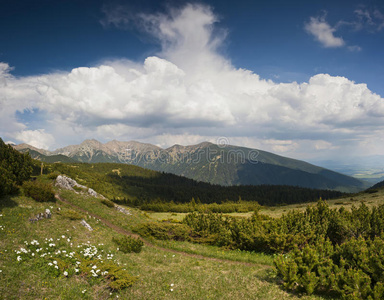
[
  {"xmin": 15, "ymin": 140, "xmax": 367, "ymax": 192},
  {"xmin": 51, "ymin": 163, "xmax": 345, "ymax": 208}
]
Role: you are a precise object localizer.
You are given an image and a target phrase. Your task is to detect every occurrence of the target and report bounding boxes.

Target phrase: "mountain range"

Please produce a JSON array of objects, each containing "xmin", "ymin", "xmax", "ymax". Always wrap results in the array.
[{"xmin": 14, "ymin": 139, "xmax": 369, "ymax": 192}]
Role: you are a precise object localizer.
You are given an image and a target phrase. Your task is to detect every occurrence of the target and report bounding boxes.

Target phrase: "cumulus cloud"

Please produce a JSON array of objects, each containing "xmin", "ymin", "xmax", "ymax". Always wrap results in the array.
[
  {"xmin": 15, "ymin": 129, "xmax": 54, "ymax": 150},
  {"xmin": 305, "ymin": 15, "xmax": 345, "ymax": 48},
  {"xmin": 1, "ymin": 3, "xmax": 384, "ymax": 159}
]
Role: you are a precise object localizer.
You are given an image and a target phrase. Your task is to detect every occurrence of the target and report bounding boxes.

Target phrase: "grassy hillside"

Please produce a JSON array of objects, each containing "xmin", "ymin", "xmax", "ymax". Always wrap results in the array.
[
  {"xmin": 0, "ymin": 179, "xmax": 323, "ymax": 300},
  {"xmin": 19, "ymin": 148, "xmax": 77, "ymax": 163},
  {"xmin": 49, "ymin": 162, "xmax": 345, "ymax": 208},
  {"xmin": 148, "ymin": 186, "xmax": 384, "ymax": 220},
  {"xmin": 15, "ymin": 140, "xmax": 367, "ymax": 192}
]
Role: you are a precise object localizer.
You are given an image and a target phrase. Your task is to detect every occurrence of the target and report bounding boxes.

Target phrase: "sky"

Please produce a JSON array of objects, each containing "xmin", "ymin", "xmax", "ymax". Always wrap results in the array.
[{"xmin": 1, "ymin": 0, "xmax": 384, "ymax": 163}]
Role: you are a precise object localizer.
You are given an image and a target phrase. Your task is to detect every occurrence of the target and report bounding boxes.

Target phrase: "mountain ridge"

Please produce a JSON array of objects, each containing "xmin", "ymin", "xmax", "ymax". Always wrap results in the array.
[{"xmin": 14, "ymin": 139, "xmax": 368, "ymax": 192}]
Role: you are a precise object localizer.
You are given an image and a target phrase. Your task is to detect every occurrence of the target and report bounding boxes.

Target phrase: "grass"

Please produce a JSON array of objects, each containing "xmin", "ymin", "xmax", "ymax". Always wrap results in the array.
[
  {"xmin": 259, "ymin": 188, "xmax": 384, "ymax": 218},
  {"xmin": 147, "ymin": 189, "xmax": 384, "ymax": 221},
  {"xmin": 0, "ymin": 185, "xmax": 332, "ymax": 299},
  {"xmin": 147, "ymin": 211, "xmax": 255, "ymax": 222},
  {"xmin": 152, "ymin": 239, "xmax": 275, "ymax": 266}
]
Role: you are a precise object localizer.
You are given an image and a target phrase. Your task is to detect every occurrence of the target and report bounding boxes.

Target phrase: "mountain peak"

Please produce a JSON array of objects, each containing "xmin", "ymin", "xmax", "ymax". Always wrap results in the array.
[
  {"xmin": 81, "ymin": 139, "xmax": 102, "ymax": 146},
  {"xmin": 12, "ymin": 138, "xmax": 367, "ymax": 192}
]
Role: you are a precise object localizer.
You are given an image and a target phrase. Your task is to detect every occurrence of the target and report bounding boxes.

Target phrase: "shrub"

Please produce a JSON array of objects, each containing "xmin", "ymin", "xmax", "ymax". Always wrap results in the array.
[
  {"xmin": 23, "ymin": 180, "xmax": 55, "ymax": 202},
  {"xmin": 0, "ymin": 165, "xmax": 19, "ymax": 195},
  {"xmin": 47, "ymin": 171, "xmax": 60, "ymax": 180},
  {"xmin": 133, "ymin": 222, "xmax": 192, "ymax": 241},
  {"xmin": 101, "ymin": 198, "xmax": 115, "ymax": 208},
  {"xmin": 0, "ymin": 138, "xmax": 33, "ymax": 196},
  {"xmin": 59, "ymin": 209, "xmax": 84, "ymax": 220},
  {"xmin": 72, "ymin": 185, "xmax": 85, "ymax": 192},
  {"xmin": 112, "ymin": 235, "xmax": 143, "ymax": 253}
]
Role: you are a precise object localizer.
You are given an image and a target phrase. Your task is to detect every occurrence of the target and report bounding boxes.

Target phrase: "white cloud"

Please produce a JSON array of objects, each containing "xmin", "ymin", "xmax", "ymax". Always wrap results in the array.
[
  {"xmin": 305, "ymin": 15, "xmax": 345, "ymax": 48},
  {"xmin": 0, "ymin": 4, "xmax": 384, "ymax": 160},
  {"xmin": 15, "ymin": 129, "xmax": 54, "ymax": 150},
  {"xmin": 347, "ymin": 45, "xmax": 362, "ymax": 52},
  {"xmin": 354, "ymin": 8, "xmax": 384, "ymax": 31}
]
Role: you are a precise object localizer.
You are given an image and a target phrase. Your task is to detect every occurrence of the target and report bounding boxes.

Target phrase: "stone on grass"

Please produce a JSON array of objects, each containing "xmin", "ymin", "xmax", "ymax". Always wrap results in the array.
[
  {"xmin": 115, "ymin": 206, "xmax": 132, "ymax": 215},
  {"xmin": 80, "ymin": 220, "xmax": 93, "ymax": 231}
]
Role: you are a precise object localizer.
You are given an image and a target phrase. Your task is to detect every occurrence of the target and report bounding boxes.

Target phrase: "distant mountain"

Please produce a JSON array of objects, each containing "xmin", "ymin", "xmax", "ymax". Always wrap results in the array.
[
  {"xmin": 14, "ymin": 139, "xmax": 368, "ymax": 192},
  {"xmin": 370, "ymin": 180, "xmax": 384, "ymax": 190},
  {"xmin": 17, "ymin": 148, "xmax": 76, "ymax": 163},
  {"xmin": 310, "ymin": 156, "xmax": 384, "ymax": 185}
]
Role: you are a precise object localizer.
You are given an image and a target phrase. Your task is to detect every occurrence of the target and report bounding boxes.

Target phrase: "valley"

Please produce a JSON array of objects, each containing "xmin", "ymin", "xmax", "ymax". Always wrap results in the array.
[{"xmin": 2, "ymin": 137, "xmax": 384, "ymax": 299}]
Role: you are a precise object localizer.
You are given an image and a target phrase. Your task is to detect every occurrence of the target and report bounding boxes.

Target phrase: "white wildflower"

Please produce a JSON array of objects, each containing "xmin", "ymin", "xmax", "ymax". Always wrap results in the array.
[{"xmin": 63, "ymin": 271, "xmax": 68, "ymax": 276}]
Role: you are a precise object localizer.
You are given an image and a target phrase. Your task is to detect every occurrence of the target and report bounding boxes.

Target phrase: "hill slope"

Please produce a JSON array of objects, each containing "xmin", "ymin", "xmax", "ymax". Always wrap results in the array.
[
  {"xmin": 14, "ymin": 139, "xmax": 367, "ymax": 192},
  {"xmin": 370, "ymin": 179, "xmax": 384, "ymax": 189},
  {"xmin": 50, "ymin": 162, "xmax": 346, "ymax": 207}
]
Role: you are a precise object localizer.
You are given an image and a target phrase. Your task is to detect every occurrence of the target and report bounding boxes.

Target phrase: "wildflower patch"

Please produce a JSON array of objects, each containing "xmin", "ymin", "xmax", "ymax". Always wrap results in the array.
[{"xmin": 14, "ymin": 236, "xmax": 137, "ymax": 291}]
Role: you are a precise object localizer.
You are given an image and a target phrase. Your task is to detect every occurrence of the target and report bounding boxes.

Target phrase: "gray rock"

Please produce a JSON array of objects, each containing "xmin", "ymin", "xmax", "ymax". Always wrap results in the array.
[
  {"xmin": 88, "ymin": 188, "xmax": 106, "ymax": 199},
  {"xmin": 115, "ymin": 205, "xmax": 132, "ymax": 215},
  {"xmin": 80, "ymin": 219, "xmax": 93, "ymax": 231},
  {"xmin": 55, "ymin": 175, "xmax": 106, "ymax": 199},
  {"xmin": 29, "ymin": 209, "xmax": 52, "ymax": 223},
  {"xmin": 55, "ymin": 175, "xmax": 87, "ymax": 191},
  {"xmin": 45, "ymin": 209, "xmax": 51, "ymax": 219}
]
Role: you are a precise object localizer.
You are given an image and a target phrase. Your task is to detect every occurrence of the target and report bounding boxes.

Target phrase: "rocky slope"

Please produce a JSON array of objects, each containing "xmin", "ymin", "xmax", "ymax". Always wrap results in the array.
[{"xmin": 14, "ymin": 139, "xmax": 368, "ymax": 192}]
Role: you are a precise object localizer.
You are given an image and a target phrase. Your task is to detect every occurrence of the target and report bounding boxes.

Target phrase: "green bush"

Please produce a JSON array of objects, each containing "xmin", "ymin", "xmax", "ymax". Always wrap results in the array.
[
  {"xmin": 274, "ymin": 235, "xmax": 384, "ymax": 299},
  {"xmin": 59, "ymin": 209, "xmax": 84, "ymax": 220},
  {"xmin": 47, "ymin": 171, "xmax": 60, "ymax": 180},
  {"xmin": 133, "ymin": 222, "xmax": 192, "ymax": 241},
  {"xmin": 72, "ymin": 185, "xmax": 85, "ymax": 192},
  {"xmin": 112, "ymin": 235, "xmax": 143, "ymax": 253},
  {"xmin": 0, "ymin": 165, "xmax": 19, "ymax": 195},
  {"xmin": 22, "ymin": 180, "xmax": 55, "ymax": 202},
  {"xmin": 101, "ymin": 198, "xmax": 115, "ymax": 208},
  {"xmin": 0, "ymin": 138, "xmax": 33, "ymax": 196}
]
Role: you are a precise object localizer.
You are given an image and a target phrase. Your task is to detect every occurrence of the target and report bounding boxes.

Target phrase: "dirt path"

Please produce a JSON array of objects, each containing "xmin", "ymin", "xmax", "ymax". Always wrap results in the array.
[{"xmin": 55, "ymin": 194, "xmax": 272, "ymax": 269}]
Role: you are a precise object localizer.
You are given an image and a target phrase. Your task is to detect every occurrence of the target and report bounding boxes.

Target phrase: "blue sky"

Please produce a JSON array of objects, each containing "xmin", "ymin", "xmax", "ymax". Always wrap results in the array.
[{"xmin": 1, "ymin": 0, "xmax": 384, "ymax": 163}]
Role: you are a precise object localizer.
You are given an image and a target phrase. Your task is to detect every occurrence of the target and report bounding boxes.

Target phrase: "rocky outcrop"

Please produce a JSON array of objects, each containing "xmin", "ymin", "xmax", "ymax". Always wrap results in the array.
[
  {"xmin": 55, "ymin": 175, "xmax": 106, "ymax": 199},
  {"xmin": 115, "ymin": 205, "xmax": 132, "ymax": 215},
  {"xmin": 80, "ymin": 220, "xmax": 93, "ymax": 231},
  {"xmin": 55, "ymin": 175, "xmax": 86, "ymax": 191},
  {"xmin": 29, "ymin": 209, "xmax": 52, "ymax": 223}
]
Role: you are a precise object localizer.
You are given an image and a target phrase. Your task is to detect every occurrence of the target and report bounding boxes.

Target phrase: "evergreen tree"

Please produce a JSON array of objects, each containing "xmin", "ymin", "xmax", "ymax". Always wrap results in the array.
[{"xmin": 0, "ymin": 138, "xmax": 33, "ymax": 196}]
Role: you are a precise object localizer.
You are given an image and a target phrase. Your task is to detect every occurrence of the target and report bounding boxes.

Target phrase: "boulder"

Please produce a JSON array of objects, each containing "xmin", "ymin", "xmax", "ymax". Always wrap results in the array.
[
  {"xmin": 56, "ymin": 175, "xmax": 106, "ymax": 198},
  {"xmin": 80, "ymin": 219, "xmax": 93, "ymax": 231},
  {"xmin": 115, "ymin": 205, "xmax": 132, "ymax": 215}
]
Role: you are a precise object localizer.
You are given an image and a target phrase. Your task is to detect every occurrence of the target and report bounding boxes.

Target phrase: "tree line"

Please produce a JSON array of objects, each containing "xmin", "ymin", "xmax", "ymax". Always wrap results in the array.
[
  {"xmin": 50, "ymin": 162, "xmax": 346, "ymax": 208},
  {"xmin": 0, "ymin": 138, "xmax": 34, "ymax": 196}
]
